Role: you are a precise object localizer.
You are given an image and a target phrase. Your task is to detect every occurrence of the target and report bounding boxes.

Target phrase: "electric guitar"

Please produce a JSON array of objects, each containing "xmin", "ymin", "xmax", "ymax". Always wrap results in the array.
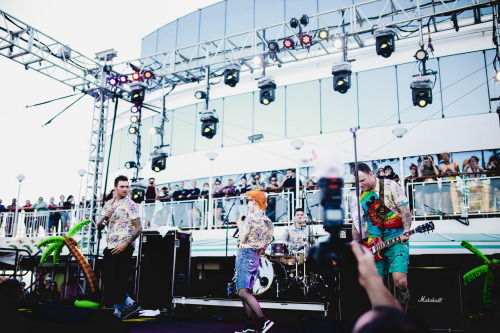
[{"xmin": 364, "ymin": 222, "xmax": 435, "ymax": 261}]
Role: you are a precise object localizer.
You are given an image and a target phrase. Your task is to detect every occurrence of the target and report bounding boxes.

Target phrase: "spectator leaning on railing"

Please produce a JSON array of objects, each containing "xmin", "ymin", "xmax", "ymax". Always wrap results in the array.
[
  {"xmin": 439, "ymin": 152, "xmax": 461, "ymax": 215},
  {"xmin": 465, "ymin": 156, "xmax": 490, "ymax": 212},
  {"xmin": 487, "ymin": 156, "xmax": 500, "ymax": 210},
  {"xmin": 419, "ymin": 156, "xmax": 440, "ymax": 215}
]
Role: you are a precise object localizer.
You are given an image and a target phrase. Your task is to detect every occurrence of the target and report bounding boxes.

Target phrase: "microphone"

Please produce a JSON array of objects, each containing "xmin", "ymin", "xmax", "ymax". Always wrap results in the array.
[{"xmin": 233, "ymin": 215, "xmax": 246, "ymax": 238}]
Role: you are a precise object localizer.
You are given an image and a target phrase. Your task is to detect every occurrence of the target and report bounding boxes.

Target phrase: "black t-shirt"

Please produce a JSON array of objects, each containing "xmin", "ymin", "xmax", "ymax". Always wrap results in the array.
[
  {"xmin": 189, "ymin": 188, "xmax": 201, "ymax": 197},
  {"xmin": 282, "ymin": 177, "xmax": 302, "ymax": 188}
]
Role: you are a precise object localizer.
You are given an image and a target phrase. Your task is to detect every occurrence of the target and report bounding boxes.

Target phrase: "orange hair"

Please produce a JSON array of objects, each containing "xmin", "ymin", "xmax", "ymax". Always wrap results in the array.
[{"xmin": 246, "ymin": 190, "xmax": 267, "ymax": 211}]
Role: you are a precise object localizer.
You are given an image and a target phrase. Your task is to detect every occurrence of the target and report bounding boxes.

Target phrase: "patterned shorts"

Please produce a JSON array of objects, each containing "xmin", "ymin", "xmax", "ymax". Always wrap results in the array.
[
  {"xmin": 376, "ymin": 242, "xmax": 409, "ymax": 275},
  {"xmin": 235, "ymin": 248, "xmax": 260, "ymax": 290}
]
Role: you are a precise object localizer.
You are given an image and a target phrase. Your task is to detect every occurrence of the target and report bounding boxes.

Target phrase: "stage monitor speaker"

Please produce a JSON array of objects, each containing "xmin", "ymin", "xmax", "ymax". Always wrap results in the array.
[
  {"xmin": 137, "ymin": 230, "xmax": 192, "ymax": 309},
  {"xmin": 408, "ymin": 268, "xmax": 464, "ymax": 331}
]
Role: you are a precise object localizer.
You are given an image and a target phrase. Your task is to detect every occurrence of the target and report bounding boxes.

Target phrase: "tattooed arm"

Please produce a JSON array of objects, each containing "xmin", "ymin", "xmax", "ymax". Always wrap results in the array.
[
  {"xmin": 399, "ymin": 203, "xmax": 412, "ymax": 242},
  {"xmin": 111, "ymin": 218, "xmax": 143, "ymax": 255}
]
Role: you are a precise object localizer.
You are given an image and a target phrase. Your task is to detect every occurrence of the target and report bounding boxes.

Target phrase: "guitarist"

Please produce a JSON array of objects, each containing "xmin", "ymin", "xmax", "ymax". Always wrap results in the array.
[{"xmin": 350, "ymin": 163, "xmax": 412, "ymax": 311}]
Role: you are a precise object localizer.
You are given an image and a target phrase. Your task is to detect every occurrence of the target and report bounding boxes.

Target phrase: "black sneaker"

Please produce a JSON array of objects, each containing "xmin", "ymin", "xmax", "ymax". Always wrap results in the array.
[
  {"xmin": 257, "ymin": 318, "xmax": 274, "ymax": 333},
  {"xmin": 234, "ymin": 328, "xmax": 256, "ymax": 333},
  {"xmin": 121, "ymin": 302, "xmax": 141, "ymax": 319}
]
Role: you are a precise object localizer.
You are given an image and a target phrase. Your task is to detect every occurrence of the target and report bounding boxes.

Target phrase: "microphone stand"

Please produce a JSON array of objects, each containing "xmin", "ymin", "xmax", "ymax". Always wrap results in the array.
[{"xmin": 351, "ymin": 127, "xmax": 364, "ymax": 244}]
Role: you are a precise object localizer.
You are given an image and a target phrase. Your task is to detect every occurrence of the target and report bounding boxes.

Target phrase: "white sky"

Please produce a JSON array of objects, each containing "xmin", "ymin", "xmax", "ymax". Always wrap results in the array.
[{"xmin": 0, "ymin": 0, "xmax": 220, "ymax": 206}]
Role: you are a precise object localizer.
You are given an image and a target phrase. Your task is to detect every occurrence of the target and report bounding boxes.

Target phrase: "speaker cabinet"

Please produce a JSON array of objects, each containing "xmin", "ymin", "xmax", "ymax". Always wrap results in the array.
[{"xmin": 137, "ymin": 230, "xmax": 192, "ymax": 309}]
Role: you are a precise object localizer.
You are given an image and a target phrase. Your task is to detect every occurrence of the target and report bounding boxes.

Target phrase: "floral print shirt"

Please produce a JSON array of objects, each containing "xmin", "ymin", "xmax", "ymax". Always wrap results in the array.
[
  {"xmin": 100, "ymin": 196, "xmax": 140, "ymax": 249},
  {"xmin": 239, "ymin": 210, "xmax": 274, "ymax": 251},
  {"xmin": 283, "ymin": 225, "xmax": 309, "ymax": 252}
]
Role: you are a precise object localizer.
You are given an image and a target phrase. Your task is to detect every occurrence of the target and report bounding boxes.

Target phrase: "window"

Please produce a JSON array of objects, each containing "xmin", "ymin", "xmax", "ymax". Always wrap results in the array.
[
  {"xmin": 223, "ymin": 93, "xmax": 253, "ymax": 147},
  {"xmin": 171, "ymin": 104, "xmax": 197, "ymax": 155},
  {"xmin": 286, "ymin": 81, "xmax": 320, "ymax": 137},
  {"xmin": 321, "ymin": 76, "xmax": 358, "ymax": 133},
  {"xmin": 254, "ymin": 86, "xmax": 285, "ymax": 142}
]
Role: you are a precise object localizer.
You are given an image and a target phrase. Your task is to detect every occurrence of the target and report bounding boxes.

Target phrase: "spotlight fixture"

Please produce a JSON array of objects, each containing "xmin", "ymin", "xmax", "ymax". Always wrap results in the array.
[
  {"xmin": 130, "ymin": 82, "xmax": 147, "ymax": 104},
  {"xmin": 300, "ymin": 34, "xmax": 312, "ymax": 46},
  {"xmin": 290, "ymin": 18, "xmax": 299, "ymax": 29},
  {"xmin": 132, "ymin": 72, "xmax": 141, "ymax": 81},
  {"xmin": 318, "ymin": 30, "xmax": 329, "ymax": 40},
  {"xmin": 108, "ymin": 76, "xmax": 118, "ymax": 86},
  {"xmin": 149, "ymin": 127, "xmax": 161, "ymax": 135},
  {"xmin": 151, "ymin": 147, "xmax": 169, "ymax": 172},
  {"xmin": 331, "ymin": 62, "xmax": 352, "ymax": 94},
  {"xmin": 283, "ymin": 38, "xmax": 294, "ymax": 49},
  {"xmin": 131, "ymin": 188, "xmax": 145, "ymax": 204},
  {"xmin": 299, "ymin": 14, "xmax": 309, "ymax": 26},
  {"xmin": 333, "ymin": 37, "xmax": 343, "ymax": 49},
  {"xmin": 129, "ymin": 126, "xmax": 138, "ymax": 134},
  {"xmin": 195, "ymin": 90, "xmax": 207, "ymax": 99},
  {"xmin": 410, "ymin": 76, "xmax": 433, "ymax": 108},
  {"xmin": 258, "ymin": 77, "xmax": 277, "ymax": 105},
  {"xmin": 130, "ymin": 115, "xmax": 139, "ymax": 123},
  {"xmin": 200, "ymin": 108, "xmax": 219, "ymax": 139},
  {"xmin": 414, "ymin": 49, "xmax": 428, "ymax": 61},
  {"xmin": 223, "ymin": 62, "xmax": 241, "ymax": 87},
  {"xmin": 268, "ymin": 41, "xmax": 280, "ymax": 53},
  {"xmin": 131, "ymin": 104, "xmax": 141, "ymax": 113},
  {"xmin": 374, "ymin": 27, "xmax": 396, "ymax": 58},
  {"xmin": 143, "ymin": 70, "xmax": 153, "ymax": 79},
  {"xmin": 119, "ymin": 75, "xmax": 128, "ymax": 83},
  {"xmin": 124, "ymin": 161, "xmax": 137, "ymax": 169}
]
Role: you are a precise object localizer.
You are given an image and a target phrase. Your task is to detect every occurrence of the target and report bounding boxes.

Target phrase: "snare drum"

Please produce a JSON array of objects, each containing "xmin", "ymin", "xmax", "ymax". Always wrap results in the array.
[{"xmin": 271, "ymin": 242, "xmax": 287, "ymax": 256}]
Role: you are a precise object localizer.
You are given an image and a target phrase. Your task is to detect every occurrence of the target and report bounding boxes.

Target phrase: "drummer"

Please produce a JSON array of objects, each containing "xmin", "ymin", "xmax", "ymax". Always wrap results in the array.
[{"xmin": 283, "ymin": 208, "xmax": 309, "ymax": 254}]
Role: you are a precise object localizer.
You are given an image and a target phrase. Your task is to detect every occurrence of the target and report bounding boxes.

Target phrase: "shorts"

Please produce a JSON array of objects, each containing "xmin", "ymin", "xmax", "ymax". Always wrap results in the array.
[
  {"xmin": 235, "ymin": 248, "xmax": 260, "ymax": 290},
  {"xmin": 375, "ymin": 242, "xmax": 409, "ymax": 276}
]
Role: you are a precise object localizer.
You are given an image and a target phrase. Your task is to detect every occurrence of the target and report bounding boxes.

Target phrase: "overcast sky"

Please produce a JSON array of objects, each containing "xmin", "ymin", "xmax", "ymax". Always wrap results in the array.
[{"xmin": 0, "ymin": 0, "xmax": 220, "ymax": 205}]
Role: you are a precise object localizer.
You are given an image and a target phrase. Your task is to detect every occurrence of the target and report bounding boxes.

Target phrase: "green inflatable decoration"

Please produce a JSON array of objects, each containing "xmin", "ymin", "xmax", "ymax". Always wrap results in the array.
[{"xmin": 74, "ymin": 299, "xmax": 100, "ymax": 308}]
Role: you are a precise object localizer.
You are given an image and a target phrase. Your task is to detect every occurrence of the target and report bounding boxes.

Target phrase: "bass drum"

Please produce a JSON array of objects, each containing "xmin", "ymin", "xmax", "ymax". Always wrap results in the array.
[{"xmin": 252, "ymin": 257, "xmax": 288, "ymax": 296}]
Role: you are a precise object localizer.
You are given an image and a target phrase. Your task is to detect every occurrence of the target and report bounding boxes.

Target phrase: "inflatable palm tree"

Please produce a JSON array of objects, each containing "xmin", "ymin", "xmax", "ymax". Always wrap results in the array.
[
  {"xmin": 461, "ymin": 240, "xmax": 499, "ymax": 308},
  {"xmin": 37, "ymin": 219, "xmax": 99, "ymax": 294}
]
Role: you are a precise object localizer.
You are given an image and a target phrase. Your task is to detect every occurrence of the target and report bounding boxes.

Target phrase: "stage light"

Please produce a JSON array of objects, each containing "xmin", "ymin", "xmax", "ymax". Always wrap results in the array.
[
  {"xmin": 252, "ymin": 55, "xmax": 263, "ymax": 67},
  {"xmin": 300, "ymin": 34, "xmax": 312, "ymax": 46},
  {"xmin": 119, "ymin": 75, "xmax": 128, "ymax": 83},
  {"xmin": 415, "ymin": 49, "xmax": 428, "ymax": 61},
  {"xmin": 318, "ymin": 30, "xmax": 329, "ymax": 40},
  {"xmin": 258, "ymin": 77, "xmax": 276, "ymax": 105},
  {"xmin": 124, "ymin": 161, "xmax": 137, "ymax": 169},
  {"xmin": 200, "ymin": 109, "xmax": 219, "ymax": 139},
  {"xmin": 143, "ymin": 70, "xmax": 153, "ymax": 79},
  {"xmin": 132, "ymin": 72, "xmax": 141, "ymax": 81},
  {"xmin": 149, "ymin": 127, "xmax": 161, "ymax": 135},
  {"xmin": 410, "ymin": 76, "xmax": 433, "ymax": 108},
  {"xmin": 374, "ymin": 27, "xmax": 395, "ymax": 58},
  {"xmin": 108, "ymin": 76, "xmax": 118, "ymax": 86},
  {"xmin": 129, "ymin": 126, "xmax": 138, "ymax": 134},
  {"xmin": 195, "ymin": 91, "xmax": 207, "ymax": 99},
  {"xmin": 333, "ymin": 37, "xmax": 343, "ymax": 49},
  {"xmin": 299, "ymin": 14, "xmax": 309, "ymax": 26},
  {"xmin": 223, "ymin": 62, "xmax": 241, "ymax": 87},
  {"xmin": 290, "ymin": 18, "xmax": 299, "ymax": 29},
  {"xmin": 130, "ymin": 115, "xmax": 139, "ymax": 123},
  {"xmin": 151, "ymin": 155, "xmax": 167, "ymax": 172},
  {"xmin": 331, "ymin": 62, "xmax": 352, "ymax": 94},
  {"xmin": 283, "ymin": 38, "xmax": 294, "ymax": 49},
  {"xmin": 130, "ymin": 82, "xmax": 146, "ymax": 104},
  {"xmin": 268, "ymin": 41, "xmax": 280, "ymax": 52},
  {"xmin": 131, "ymin": 104, "xmax": 141, "ymax": 113},
  {"xmin": 131, "ymin": 188, "xmax": 145, "ymax": 204}
]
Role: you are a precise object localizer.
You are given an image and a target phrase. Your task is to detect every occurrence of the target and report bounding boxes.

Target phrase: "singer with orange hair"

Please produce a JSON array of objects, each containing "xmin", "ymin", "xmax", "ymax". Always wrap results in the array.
[{"xmin": 234, "ymin": 190, "xmax": 274, "ymax": 333}]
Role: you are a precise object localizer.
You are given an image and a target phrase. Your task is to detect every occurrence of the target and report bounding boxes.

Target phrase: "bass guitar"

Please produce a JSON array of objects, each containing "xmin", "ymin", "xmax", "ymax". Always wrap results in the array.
[{"xmin": 364, "ymin": 222, "xmax": 435, "ymax": 261}]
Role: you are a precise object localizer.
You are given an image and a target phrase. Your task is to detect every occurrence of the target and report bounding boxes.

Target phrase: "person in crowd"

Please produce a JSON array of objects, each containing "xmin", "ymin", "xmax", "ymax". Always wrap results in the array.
[
  {"xmin": 213, "ymin": 179, "xmax": 224, "ymax": 227},
  {"xmin": 97, "ymin": 175, "xmax": 142, "ymax": 320},
  {"xmin": 21, "ymin": 199, "xmax": 35, "ymax": 237},
  {"xmin": 235, "ymin": 190, "xmax": 274, "ymax": 333},
  {"xmin": 0, "ymin": 199, "xmax": 6, "ymax": 212},
  {"xmin": 200, "ymin": 183, "xmax": 210, "ymax": 197},
  {"xmin": 486, "ymin": 155, "xmax": 500, "ymax": 211},
  {"xmin": 418, "ymin": 156, "xmax": 440, "ymax": 215},
  {"xmin": 306, "ymin": 179, "xmax": 317, "ymax": 189},
  {"xmin": 222, "ymin": 179, "xmax": 236, "ymax": 197},
  {"xmin": 5, "ymin": 199, "xmax": 17, "ymax": 236},
  {"xmin": 237, "ymin": 176, "xmax": 252, "ymax": 194},
  {"xmin": 384, "ymin": 165, "xmax": 400, "ymax": 183},
  {"xmin": 159, "ymin": 187, "xmax": 170, "ymax": 201},
  {"xmin": 265, "ymin": 174, "xmax": 280, "ymax": 220},
  {"xmin": 439, "ymin": 152, "xmax": 461, "ymax": 214},
  {"xmin": 251, "ymin": 173, "xmax": 266, "ymax": 190},
  {"xmin": 375, "ymin": 168, "xmax": 386, "ymax": 179},
  {"xmin": 104, "ymin": 189, "xmax": 116, "ymax": 203},
  {"xmin": 279, "ymin": 168, "xmax": 302, "ymax": 189},
  {"xmin": 404, "ymin": 164, "xmax": 423, "ymax": 215},
  {"xmin": 47, "ymin": 197, "xmax": 60, "ymax": 235},
  {"xmin": 57, "ymin": 195, "xmax": 70, "ymax": 234},
  {"xmin": 266, "ymin": 174, "xmax": 280, "ymax": 191},
  {"xmin": 350, "ymin": 242, "xmax": 428, "ymax": 333},
  {"xmin": 283, "ymin": 208, "xmax": 309, "ymax": 254},
  {"xmin": 186, "ymin": 180, "xmax": 201, "ymax": 228},
  {"xmin": 350, "ymin": 163, "xmax": 412, "ymax": 311},
  {"xmin": 62, "ymin": 195, "xmax": 75, "ymax": 231},
  {"xmin": 144, "ymin": 178, "xmax": 159, "ymax": 229},
  {"xmin": 465, "ymin": 156, "xmax": 490, "ymax": 212},
  {"xmin": 172, "ymin": 181, "xmax": 190, "ymax": 200}
]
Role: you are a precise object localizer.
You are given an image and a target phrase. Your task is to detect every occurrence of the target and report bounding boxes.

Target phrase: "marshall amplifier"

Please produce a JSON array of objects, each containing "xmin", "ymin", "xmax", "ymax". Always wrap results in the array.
[
  {"xmin": 136, "ymin": 229, "xmax": 192, "ymax": 309},
  {"xmin": 407, "ymin": 268, "xmax": 464, "ymax": 331}
]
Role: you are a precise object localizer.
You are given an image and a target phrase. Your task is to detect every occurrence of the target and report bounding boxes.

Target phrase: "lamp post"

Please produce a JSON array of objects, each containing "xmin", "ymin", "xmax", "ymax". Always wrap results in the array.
[
  {"xmin": 77, "ymin": 168, "xmax": 87, "ymax": 222},
  {"xmin": 392, "ymin": 127, "xmax": 408, "ymax": 180},
  {"xmin": 13, "ymin": 174, "xmax": 25, "ymax": 237},
  {"xmin": 206, "ymin": 151, "xmax": 218, "ymax": 229},
  {"xmin": 291, "ymin": 139, "xmax": 304, "ymax": 209}
]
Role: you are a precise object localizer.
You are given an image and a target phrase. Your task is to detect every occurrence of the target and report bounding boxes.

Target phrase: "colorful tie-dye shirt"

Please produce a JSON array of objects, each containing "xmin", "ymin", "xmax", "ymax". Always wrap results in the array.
[
  {"xmin": 283, "ymin": 226, "xmax": 308, "ymax": 252},
  {"xmin": 100, "ymin": 196, "xmax": 140, "ymax": 249},
  {"xmin": 239, "ymin": 210, "xmax": 274, "ymax": 251},
  {"xmin": 351, "ymin": 179, "xmax": 409, "ymax": 240}
]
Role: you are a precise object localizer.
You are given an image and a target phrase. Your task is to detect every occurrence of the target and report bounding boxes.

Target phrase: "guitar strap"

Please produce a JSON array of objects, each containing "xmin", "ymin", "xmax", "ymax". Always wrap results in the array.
[{"xmin": 378, "ymin": 179, "xmax": 386, "ymax": 240}]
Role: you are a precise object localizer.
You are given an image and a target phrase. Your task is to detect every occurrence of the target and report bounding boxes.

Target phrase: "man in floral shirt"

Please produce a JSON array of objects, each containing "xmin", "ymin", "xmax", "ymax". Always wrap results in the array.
[
  {"xmin": 283, "ymin": 208, "xmax": 309, "ymax": 253},
  {"xmin": 235, "ymin": 190, "xmax": 274, "ymax": 333},
  {"xmin": 98, "ymin": 175, "xmax": 142, "ymax": 319}
]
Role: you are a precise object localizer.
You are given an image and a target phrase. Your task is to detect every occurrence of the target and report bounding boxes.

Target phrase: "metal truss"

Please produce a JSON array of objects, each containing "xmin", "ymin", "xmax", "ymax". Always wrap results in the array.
[
  {"xmin": 115, "ymin": 0, "xmax": 496, "ymax": 92},
  {"xmin": 0, "ymin": 10, "xmax": 100, "ymax": 91}
]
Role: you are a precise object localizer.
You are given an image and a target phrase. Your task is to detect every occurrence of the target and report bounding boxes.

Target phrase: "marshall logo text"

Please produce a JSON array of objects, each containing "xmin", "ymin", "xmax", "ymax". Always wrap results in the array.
[{"xmin": 418, "ymin": 296, "xmax": 443, "ymax": 303}]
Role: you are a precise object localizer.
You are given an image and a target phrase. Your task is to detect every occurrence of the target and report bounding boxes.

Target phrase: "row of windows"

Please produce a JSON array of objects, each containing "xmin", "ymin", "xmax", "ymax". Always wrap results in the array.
[{"xmin": 108, "ymin": 49, "xmax": 496, "ymax": 172}]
